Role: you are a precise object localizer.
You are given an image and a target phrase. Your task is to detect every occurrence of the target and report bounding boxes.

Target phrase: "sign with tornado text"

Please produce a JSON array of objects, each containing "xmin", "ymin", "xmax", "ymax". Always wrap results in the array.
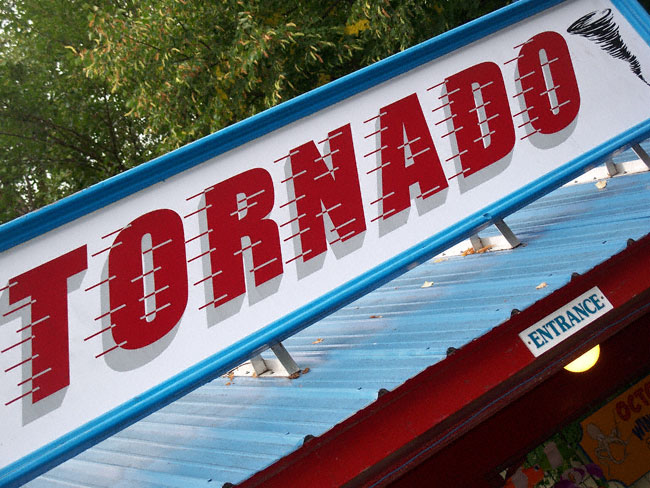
[{"xmin": 2, "ymin": 0, "xmax": 650, "ymax": 480}]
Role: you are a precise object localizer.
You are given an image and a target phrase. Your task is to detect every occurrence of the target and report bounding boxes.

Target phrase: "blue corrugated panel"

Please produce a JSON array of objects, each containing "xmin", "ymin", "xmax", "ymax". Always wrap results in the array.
[{"xmin": 27, "ymin": 141, "xmax": 650, "ymax": 487}]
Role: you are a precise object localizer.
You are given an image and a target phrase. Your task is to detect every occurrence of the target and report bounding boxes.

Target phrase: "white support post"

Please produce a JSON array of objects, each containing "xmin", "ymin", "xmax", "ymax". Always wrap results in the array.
[
  {"xmin": 270, "ymin": 343, "xmax": 300, "ymax": 376},
  {"xmin": 469, "ymin": 234, "xmax": 484, "ymax": 252},
  {"xmin": 605, "ymin": 158, "xmax": 618, "ymax": 177},
  {"xmin": 249, "ymin": 355, "xmax": 268, "ymax": 376},
  {"xmin": 494, "ymin": 219, "xmax": 521, "ymax": 249},
  {"xmin": 632, "ymin": 143, "xmax": 650, "ymax": 170}
]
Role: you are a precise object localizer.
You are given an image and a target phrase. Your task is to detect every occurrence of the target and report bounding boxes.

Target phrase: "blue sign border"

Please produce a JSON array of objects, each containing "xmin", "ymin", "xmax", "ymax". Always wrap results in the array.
[{"xmin": 2, "ymin": 0, "xmax": 650, "ymax": 485}]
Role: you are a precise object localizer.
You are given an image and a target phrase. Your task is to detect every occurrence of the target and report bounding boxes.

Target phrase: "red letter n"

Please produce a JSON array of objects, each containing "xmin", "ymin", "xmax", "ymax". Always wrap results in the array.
[{"xmin": 287, "ymin": 124, "xmax": 365, "ymax": 263}]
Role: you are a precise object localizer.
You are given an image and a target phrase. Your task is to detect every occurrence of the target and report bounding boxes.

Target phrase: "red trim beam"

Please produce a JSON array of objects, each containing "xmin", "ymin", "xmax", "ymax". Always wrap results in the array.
[{"xmin": 239, "ymin": 233, "xmax": 650, "ymax": 488}]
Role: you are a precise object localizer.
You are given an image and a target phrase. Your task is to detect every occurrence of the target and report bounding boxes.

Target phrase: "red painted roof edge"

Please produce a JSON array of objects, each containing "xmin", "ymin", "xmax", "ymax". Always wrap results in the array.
[{"xmin": 238, "ymin": 233, "xmax": 650, "ymax": 488}]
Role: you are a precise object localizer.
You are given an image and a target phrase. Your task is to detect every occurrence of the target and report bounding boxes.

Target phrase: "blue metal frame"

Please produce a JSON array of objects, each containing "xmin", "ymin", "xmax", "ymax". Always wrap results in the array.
[{"xmin": 2, "ymin": 0, "xmax": 650, "ymax": 486}]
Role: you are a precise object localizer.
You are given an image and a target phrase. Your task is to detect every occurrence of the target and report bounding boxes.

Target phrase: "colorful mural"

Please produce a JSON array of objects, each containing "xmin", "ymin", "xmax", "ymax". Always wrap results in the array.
[
  {"xmin": 505, "ymin": 374, "xmax": 650, "ymax": 488},
  {"xmin": 580, "ymin": 376, "xmax": 650, "ymax": 485}
]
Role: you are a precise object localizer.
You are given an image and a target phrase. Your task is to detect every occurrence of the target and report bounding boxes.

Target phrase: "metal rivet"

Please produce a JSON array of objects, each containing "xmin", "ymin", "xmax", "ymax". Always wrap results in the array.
[{"xmin": 303, "ymin": 434, "xmax": 315, "ymax": 444}]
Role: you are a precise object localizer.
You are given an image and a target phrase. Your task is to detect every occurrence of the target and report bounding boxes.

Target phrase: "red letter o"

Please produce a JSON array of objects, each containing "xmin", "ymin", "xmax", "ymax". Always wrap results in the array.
[
  {"xmin": 616, "ymin": 401, "xmax": 631, "ymax": 421},
  {"xmin": 628, "ymin": 394, "xmax": 642, "ymax": 413},
  {"xmin": 108, "ymin": 209, "xmax": 188, "ymax": 349},
  {"xmin": 517, "ymin": 31, "xmax": 580, "ymax": 135}
]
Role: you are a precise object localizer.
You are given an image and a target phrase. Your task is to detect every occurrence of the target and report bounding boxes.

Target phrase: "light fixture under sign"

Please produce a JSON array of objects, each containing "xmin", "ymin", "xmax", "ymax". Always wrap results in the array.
[{"xmin": 564, "ymin": 345, "xmax": 600, "ymax": 373}]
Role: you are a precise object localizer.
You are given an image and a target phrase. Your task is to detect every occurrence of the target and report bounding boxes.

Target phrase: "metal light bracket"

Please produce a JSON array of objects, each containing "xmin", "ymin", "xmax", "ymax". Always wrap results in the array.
[
  {"xmin": 468, "ymin": 218, "xmax": 522, "ymax": 252},
  {"xmin": 229, "ymin": 342, "xmax": 301, "ymax": 378},
  {"xmin": 632, "ymin": 143, "xmax": 650, "ymax": 170}
]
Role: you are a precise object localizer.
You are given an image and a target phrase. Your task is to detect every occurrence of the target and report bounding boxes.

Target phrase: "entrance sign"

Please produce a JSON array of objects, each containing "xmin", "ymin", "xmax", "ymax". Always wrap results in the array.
[
  {"xmin": 519, "ymin": 287, "xmax": 613, "ymax": 357},
  {"xmin": 2, "ymin": 0, "xmax": 650, "ymax": 484}
]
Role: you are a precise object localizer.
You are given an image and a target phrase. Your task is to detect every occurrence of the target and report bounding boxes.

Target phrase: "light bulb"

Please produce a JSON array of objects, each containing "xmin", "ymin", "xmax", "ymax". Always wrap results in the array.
[{"xmin": 564, "ymin": 345, "xmax": 600, "ymax": 373}]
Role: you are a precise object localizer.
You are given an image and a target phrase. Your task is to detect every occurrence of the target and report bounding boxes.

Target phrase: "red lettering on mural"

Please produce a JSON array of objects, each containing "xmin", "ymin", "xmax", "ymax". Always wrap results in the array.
[
  {"xmin": 8, "ymin": 246, "xmax": 87, "ymax": 403},
  {"xmin": 204, "ymin": 168, "xmax": 282, "ymax": 307},
  {"xmin": 108, "ymin": 209, "xmax": 188, "ymax": 349},
  {"xmin": 517, "ymin": 31, "xmax": 580, "ymax": 134},
  {"xmin": 288, "ymin": 124, "xmax": 366, "ymax": 261},
  {"xmin": 378, "ymin": 93, "xmax": 448, "ymax": 219},
  {"xmin": 445, "ymin": 62, "xmax": 516, "ymax": 176},
  {"xmin": 615, "ymin": 385, "xmax": 650, "ymax": 423},
  {"xmin": 634, "ymin": 387, "xmax": 649, "ymax": 406},
  {"xmin": 628, "ymin": 393, "xmax": 642, "ymax": 413},
  {"xmin": 616, "ymin": 400, "xmax": 631, "ymax": 421}
]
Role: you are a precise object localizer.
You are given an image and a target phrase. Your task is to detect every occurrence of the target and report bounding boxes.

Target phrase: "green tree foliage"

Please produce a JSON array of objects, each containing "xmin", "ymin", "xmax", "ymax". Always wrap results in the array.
[
  {"xmin": 0, "ymin": 0, "xmax": 154, "ymax": 223},
  {"xmin": 3, "ymin": 0, "xmax": 649, "ymax": 224},
  {"xmin": 82, "ymin": 0, "xmax": 510, "ymax": 154}
]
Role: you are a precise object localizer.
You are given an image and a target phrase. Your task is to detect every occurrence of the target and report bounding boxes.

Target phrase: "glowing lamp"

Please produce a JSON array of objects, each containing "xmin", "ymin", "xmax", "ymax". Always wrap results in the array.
[{"xmin": 564, "ymin": 345, "xmax": 600, "ymax": 373}]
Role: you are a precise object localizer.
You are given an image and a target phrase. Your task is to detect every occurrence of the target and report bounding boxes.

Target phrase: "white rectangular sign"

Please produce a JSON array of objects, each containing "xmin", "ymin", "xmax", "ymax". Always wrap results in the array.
[
  {"xmin": 1, "ymin": 0, "xmax": 650, "ymax": 483},
  {"xmin": 519, "ymin": 287, "xmax": 614, "ymax": 357}
]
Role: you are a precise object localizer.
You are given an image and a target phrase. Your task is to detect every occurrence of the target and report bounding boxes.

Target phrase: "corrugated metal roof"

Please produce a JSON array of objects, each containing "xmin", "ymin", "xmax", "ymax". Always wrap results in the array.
[{"xmin": 27, "ymin": 141, "xmax": 650, "ymax": 488}]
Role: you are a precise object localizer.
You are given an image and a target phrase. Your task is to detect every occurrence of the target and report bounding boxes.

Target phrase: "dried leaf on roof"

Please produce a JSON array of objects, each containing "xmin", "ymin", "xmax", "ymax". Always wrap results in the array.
[
  {"xmin": 477, "ymin": 245, "xmax": 493, "ymax": 254},
  {"xmin": 461, "ymin": 247, "xmax": 476, "ymax": 256}
]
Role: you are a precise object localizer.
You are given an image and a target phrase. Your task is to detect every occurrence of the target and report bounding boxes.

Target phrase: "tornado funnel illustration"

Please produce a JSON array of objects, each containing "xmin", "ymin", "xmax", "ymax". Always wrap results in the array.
[{"xmin": 568, "ymin": 8, "xmax": 650, "ymax": 87}]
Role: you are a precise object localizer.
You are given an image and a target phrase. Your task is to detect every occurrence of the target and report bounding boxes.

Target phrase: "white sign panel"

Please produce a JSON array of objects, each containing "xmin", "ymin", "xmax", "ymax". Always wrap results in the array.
[
  {"xmin": 519, "ymin": 287, "xmax": 614, "ymax": 357},
  {"xmin": 1, "ymin": 0, "xmax": 650, "ymax": 482}
]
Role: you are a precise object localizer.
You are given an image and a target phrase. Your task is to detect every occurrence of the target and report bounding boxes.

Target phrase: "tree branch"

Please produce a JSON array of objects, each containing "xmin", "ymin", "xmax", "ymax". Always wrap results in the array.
[
  {"xmin": 0, "ymin": 130, "xmax": 107, "ymax": 170},
  {"xmin": 5, "ymin": 109, "xmax": 115, "ymax": 162},
  {"xmin": 102, "ymin": 86, "xmax": 124, "ymax": 171}
]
